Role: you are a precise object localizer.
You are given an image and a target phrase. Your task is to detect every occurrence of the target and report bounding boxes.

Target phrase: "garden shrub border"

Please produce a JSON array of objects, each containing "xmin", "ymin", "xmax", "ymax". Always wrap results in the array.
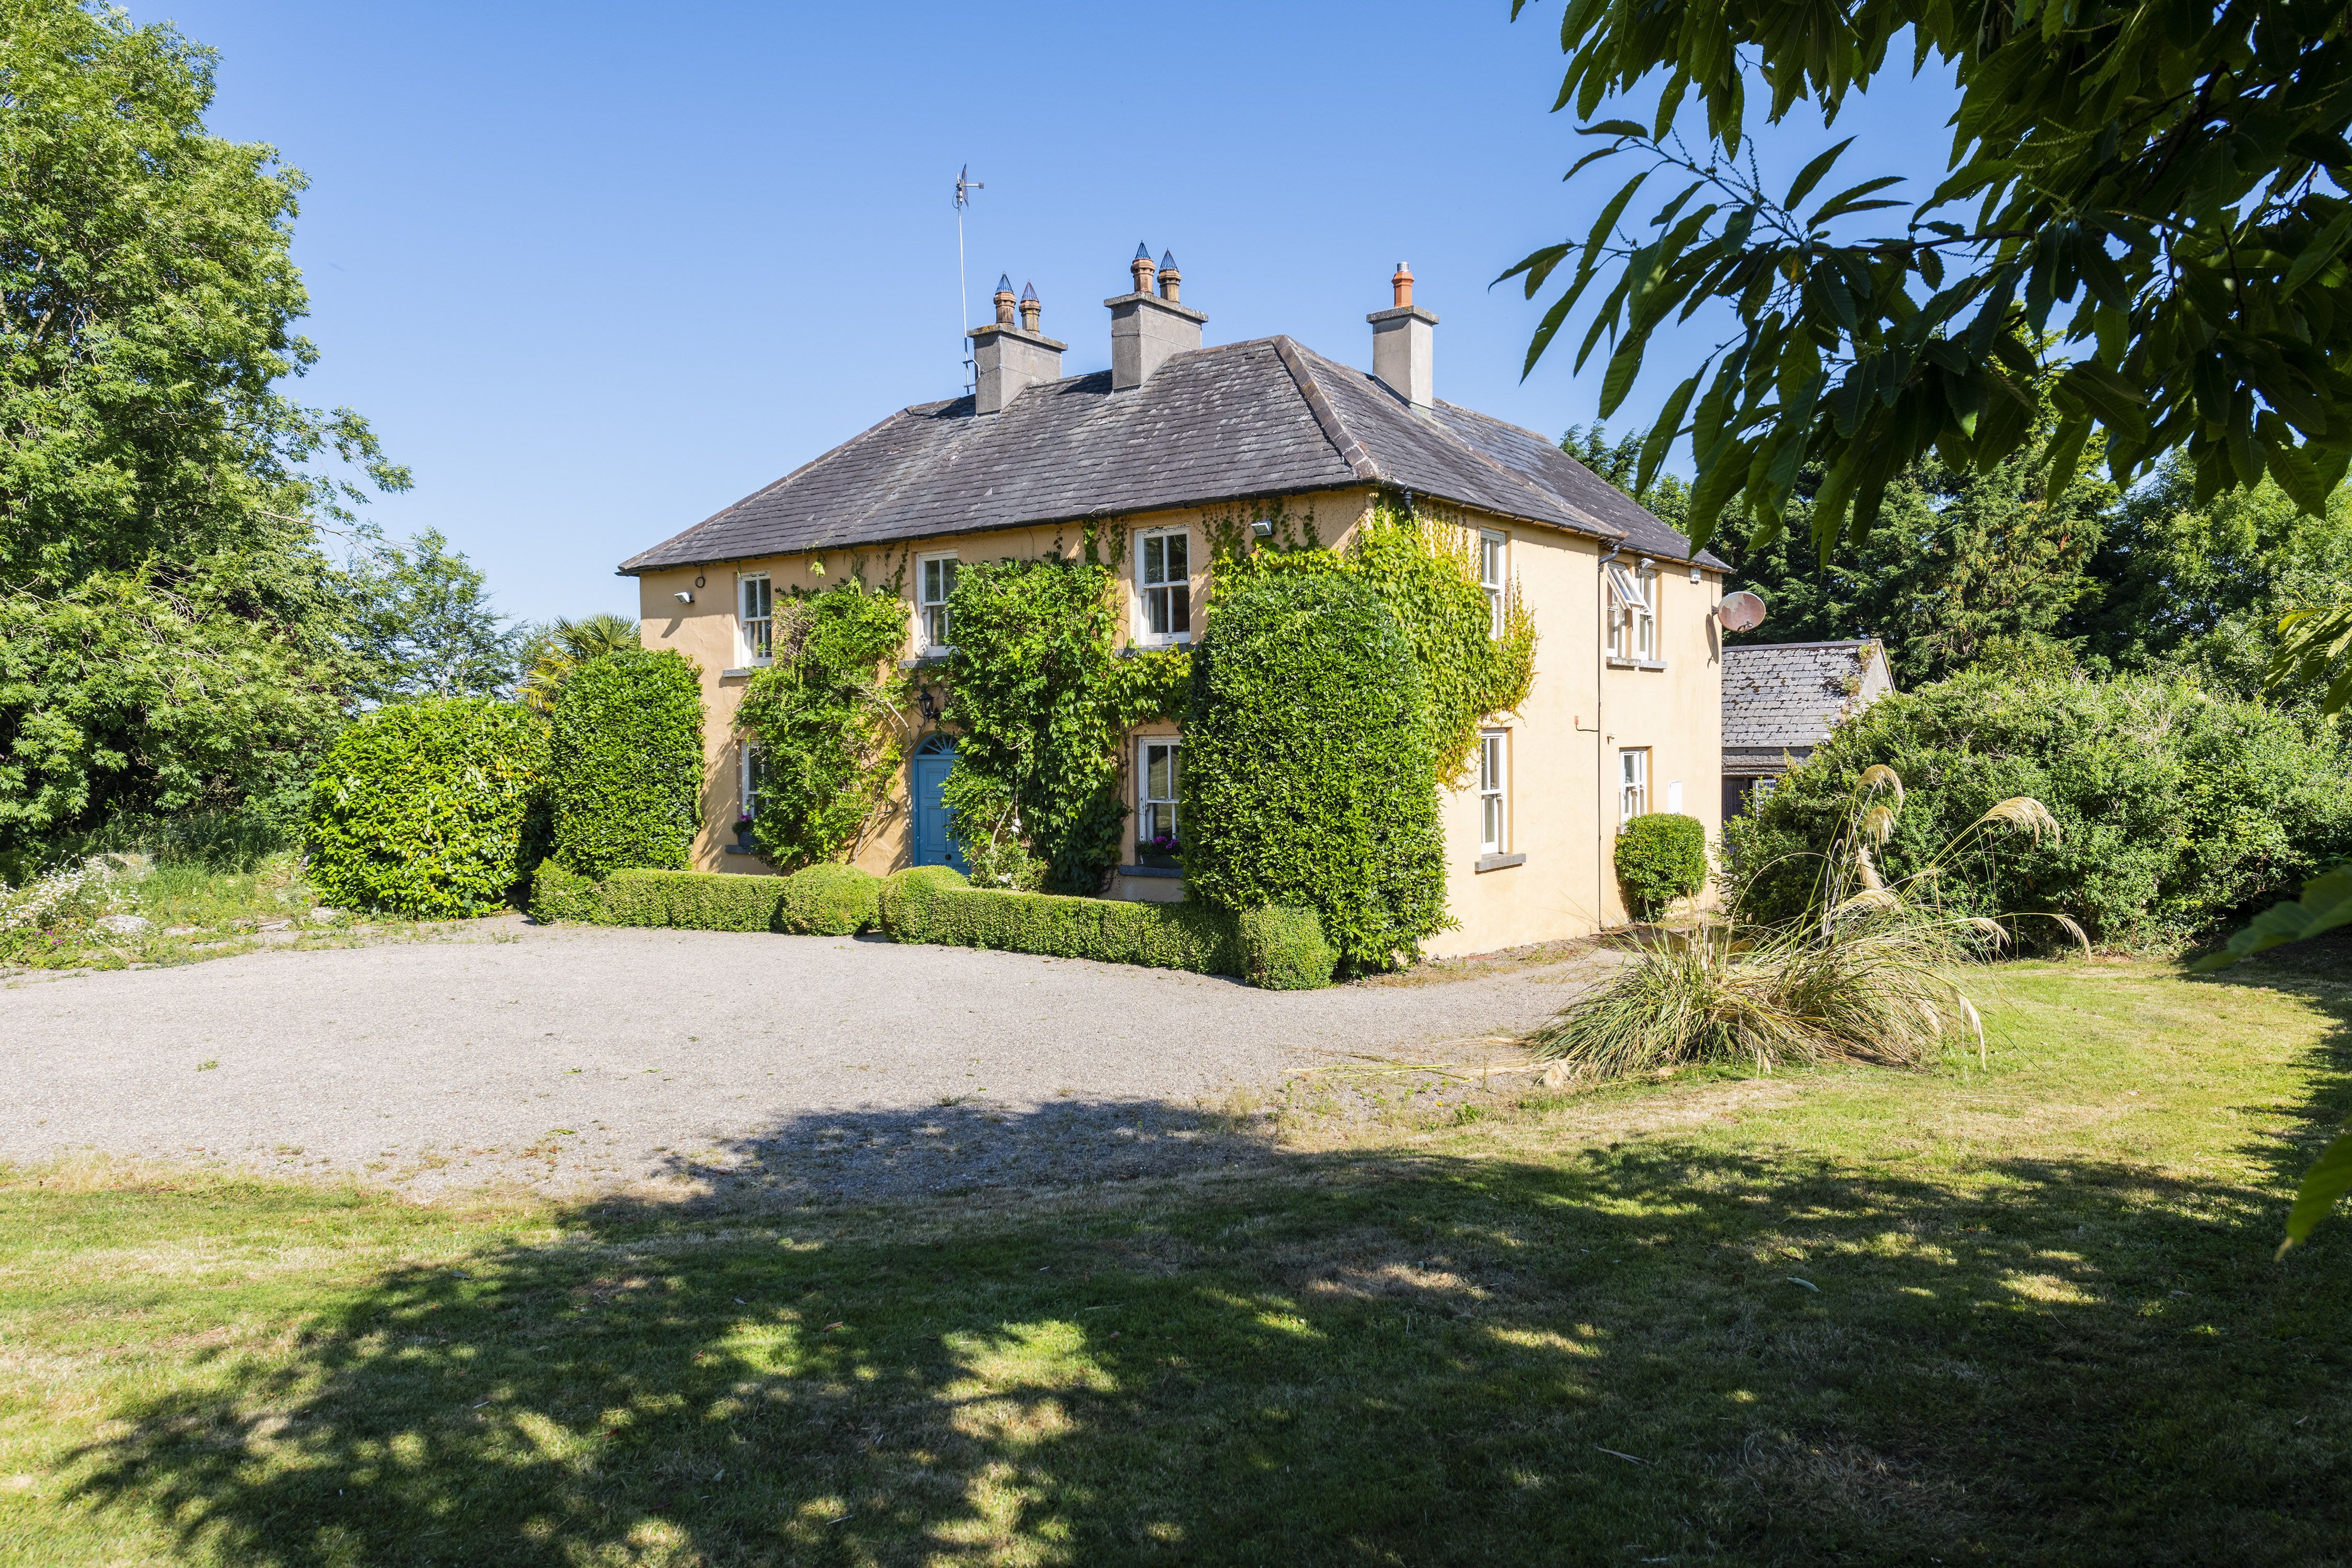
[{"xmin": 529, "ymin": 860, "xmax": 1334, "ymax": 989}]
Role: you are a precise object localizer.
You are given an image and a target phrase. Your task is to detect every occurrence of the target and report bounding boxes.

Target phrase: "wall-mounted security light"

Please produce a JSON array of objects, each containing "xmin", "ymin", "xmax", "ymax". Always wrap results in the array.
[
  {"xmin": 1689, "ymin": 566, "xmax": 1702, "ymax": 582},
  {"xmin": 1252, "ymin": 519, "xmax": 1275, "ymax": 539},
  {"xmin": 673, "ymin": 590, "xmax": 694, "ymax": 604}
]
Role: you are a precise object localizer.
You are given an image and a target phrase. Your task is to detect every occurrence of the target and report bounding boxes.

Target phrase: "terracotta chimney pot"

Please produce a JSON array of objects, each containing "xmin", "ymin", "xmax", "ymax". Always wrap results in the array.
[
  {"xmin": 1130, "ymin": 242, "xmax": 1157, "ymax": 297},
  {"xmin": 993, "ymin": 273, "xmax": 1017, "ymax": 327},
  {"xmin": 1018, "ymin": 281, "xmax": 1041, "ymax": 332},
  {"xmin": 1157, "ymin": 250, "xmax": 1182, "ymax": 303},
  {"xmin": 1391, "ymin": 262, "xmax": 1414, "ymax": 309}
]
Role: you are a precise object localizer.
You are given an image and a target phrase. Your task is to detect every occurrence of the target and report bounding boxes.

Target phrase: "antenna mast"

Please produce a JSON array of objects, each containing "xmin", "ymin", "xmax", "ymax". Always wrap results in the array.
[{"xmin": 955, "ymin": 164, "xmax": 984, "ymax": 394}]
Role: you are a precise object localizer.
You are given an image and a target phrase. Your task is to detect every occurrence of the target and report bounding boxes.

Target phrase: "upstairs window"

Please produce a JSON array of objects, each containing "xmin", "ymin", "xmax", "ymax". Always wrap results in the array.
[
  {"xmin": 1478, "ymin": 730, "xmax": 1508, "ymax": 855},
  {"xmin": 1479, "ymin": 531, "xmax": 1508, "ymax": 638},
  {"xmin": 918, "ymin": 552, "xmax": 958, "ymax": 652},
  {"xmin": 1138, "ymin": 527, "xmax": 1192, "ymax": 644},
  {"xmin": 1606, "ymin": 563, "xmax": 1658, "ymax": 665},
  {"xmin": 738, "ymin": 572, "xmax": 773, "ymax": 665}
]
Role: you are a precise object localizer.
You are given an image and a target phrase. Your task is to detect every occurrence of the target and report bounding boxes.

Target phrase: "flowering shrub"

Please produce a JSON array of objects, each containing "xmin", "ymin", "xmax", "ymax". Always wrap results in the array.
[{"xmin": 0, "ymin": 855, "xmax": 132, "ymax": 963}]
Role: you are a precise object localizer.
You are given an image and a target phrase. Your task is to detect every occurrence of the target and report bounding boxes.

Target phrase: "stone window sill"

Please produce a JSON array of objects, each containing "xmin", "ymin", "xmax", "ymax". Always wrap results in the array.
[
  {"xmin": 721, "ymin": 667, "xmax": 754, "ymax": 679},
  {"xmin": 1475, "ymin": 852, "xmax": 1527, "ymax": 873},
  {"xmin": 1605, "ymin": 658, "xmax": 1668, "ymax": 671},
  {"xmin": 1117, "ymin": 864, "xmax": 1184, "ymax": 880},
  {"xmin": 896, "ymin": 652, "xmax": 953, "ymax": 670}
]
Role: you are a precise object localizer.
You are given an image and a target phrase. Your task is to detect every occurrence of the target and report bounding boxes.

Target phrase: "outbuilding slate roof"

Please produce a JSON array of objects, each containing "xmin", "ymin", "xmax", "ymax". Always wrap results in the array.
[
  {"xmin": 618, "ymin": 336, "xmax": 1715, "ymax": 575},
  {"xmin": 1722, "ymin": 640, "xmax": 1894, "ymax": 771}
]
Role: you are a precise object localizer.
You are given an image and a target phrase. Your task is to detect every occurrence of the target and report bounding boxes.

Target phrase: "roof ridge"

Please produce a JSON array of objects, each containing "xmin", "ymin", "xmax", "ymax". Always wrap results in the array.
[
  {"xmin": 1286, "ymin": 340, "xmax": 1628, "ymax": 543},
  {"xmin": 1270, "ymin": 336, "xmax": 1379, "ymax": 482},
  {"xmin": 1725, "ymin": 639, "xmax": 1885, "ymax": 652}
]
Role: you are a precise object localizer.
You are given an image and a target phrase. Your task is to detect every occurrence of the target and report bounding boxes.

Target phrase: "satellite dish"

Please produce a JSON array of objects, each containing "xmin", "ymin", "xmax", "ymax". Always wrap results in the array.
[{"xmin": 1717, "ymin": 591, "xmax": 1767, "ymax": 632}]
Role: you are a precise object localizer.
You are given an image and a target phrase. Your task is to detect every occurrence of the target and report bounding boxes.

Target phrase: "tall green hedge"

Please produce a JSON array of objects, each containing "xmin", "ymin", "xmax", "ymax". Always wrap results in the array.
[
  {"xmin": 548, "ymin": 649, "xmax": 703, "ymax": 878},
  {"xmin": 1725, "ymin": 670, "xmax": 2352, "ymax": 946},
  {"xmin": 1180, "ymin": 571, "xmax": 1445, "ymax": 971},
  {"xmin": 306, "ymin": 698, "xmax": 547, "ymax": 918},
  {"xmin": 1615, "ymin": 812, "xmax": 1709, "ymax": 920}
]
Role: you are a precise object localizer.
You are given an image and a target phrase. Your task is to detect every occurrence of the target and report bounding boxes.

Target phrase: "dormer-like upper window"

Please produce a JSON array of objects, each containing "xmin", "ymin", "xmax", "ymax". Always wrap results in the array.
[{"xmin": 1606, "ymin": 562, "xmax": 1658, "ymax": 666}]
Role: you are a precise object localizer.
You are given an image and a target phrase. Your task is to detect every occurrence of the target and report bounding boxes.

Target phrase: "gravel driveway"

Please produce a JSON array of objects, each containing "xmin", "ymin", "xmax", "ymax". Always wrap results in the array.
[{"xmin": 0, "ymin": 921, "xmax": 1607, "ymax": 1202}]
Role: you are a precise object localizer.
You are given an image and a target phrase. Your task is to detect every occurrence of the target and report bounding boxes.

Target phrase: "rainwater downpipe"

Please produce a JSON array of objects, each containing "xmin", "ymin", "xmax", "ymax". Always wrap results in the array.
[{"xmin": 1596, "ymin": 539, "xmax": 1622, "ymax": 929}]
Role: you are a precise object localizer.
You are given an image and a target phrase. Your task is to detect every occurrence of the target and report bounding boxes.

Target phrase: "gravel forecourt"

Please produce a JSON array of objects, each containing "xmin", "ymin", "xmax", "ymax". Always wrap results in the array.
[{"xmin": 1, "ymin": 920, "xmax": 1611, "ymax": 1203}]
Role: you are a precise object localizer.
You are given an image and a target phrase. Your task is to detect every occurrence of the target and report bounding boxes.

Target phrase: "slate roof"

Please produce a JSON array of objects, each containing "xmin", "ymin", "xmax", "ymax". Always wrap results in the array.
[
  {"xmin": 618, "ymin": 336, "xmax": 1715, "ymax": 574},
  {"xmin": 1722, "ymin": 640, "xmax": 1892, "ymax": 770}
]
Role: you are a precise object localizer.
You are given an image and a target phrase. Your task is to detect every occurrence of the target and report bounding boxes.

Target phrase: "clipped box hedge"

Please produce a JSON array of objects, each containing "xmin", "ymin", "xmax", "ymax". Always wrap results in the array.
[
  {"xmin": 879, "ymin": 866, "xmax": 1335, "ymax": 989},
  {"xmin": 529, "ymin": 860, "xmax": 882, "ymax": 936},
  {"xmin": 527, "ymin": 860, "xmax": 1333, "ymax": 988}
]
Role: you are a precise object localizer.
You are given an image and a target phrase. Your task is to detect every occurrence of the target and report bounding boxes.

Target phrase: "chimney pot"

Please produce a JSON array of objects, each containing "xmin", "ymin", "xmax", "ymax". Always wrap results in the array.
[
  {"xmin": 969, "ymin": 276, "xmax": 1066, "ymax": 414},
  {"xmin": 1106, "ymin": 243, "xmax": 1206, "ymax": 390},
  {"xmin": 1367, "ymin": 266, "xmax": 1438, "ymax": 407}
]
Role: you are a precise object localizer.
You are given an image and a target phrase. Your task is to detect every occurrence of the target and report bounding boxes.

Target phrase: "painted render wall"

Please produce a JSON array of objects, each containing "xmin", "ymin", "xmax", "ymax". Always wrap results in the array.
[{"xmin": 632, "ymin": 484, "xmax": 1724, "ymax": 952}]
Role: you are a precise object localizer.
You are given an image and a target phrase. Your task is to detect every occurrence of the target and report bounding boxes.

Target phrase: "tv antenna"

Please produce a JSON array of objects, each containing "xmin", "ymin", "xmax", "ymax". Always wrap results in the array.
[{"xmin": 955, "ymin": 165, "xmax": 983, "ymax": 394}]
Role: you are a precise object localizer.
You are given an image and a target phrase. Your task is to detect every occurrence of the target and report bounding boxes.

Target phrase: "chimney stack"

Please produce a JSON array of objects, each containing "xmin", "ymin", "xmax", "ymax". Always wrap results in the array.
[
  {"xmin": 968, "ymin": 274, "xmax": 1065, "ymax": 414},
  {"xmin": 1106, "ymin": 241, "xmax": 1206, "ymax": 390},
  {"xmin": 1367, "ymin": 262, "xmax": 1438, "ymax": 407}
]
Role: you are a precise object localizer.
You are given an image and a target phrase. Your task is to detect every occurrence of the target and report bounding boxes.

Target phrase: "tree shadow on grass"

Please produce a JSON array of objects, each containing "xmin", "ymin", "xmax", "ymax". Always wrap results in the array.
[{"xmin": 63, "ymin": 1079, "xmax": 2352, "ymax": 1567}]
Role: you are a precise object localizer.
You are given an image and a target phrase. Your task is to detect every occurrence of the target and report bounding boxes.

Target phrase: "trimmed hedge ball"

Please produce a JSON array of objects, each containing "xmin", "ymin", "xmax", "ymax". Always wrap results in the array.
[{"xmin": 1615, "ymin": 812, "xmax": 1709, "ymax": 920}]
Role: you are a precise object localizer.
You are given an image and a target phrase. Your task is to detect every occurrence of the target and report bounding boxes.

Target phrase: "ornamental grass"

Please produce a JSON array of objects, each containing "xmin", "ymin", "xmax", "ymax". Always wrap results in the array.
[{"xmin": 1528, "ymin": 766, "xmax": 2082, "ymax": 1080}]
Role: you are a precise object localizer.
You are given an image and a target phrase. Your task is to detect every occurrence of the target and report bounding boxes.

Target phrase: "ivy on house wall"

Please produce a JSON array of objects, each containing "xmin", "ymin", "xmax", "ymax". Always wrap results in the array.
[
  {"xmin": 1181, "ymin": 570, "xmax": 1446, "ymax": 971},
  {"xmin": 1209, "ymin": 495, "xmax": 1538, "ymax": 783},
  {"xmin": 734, "ymin": 577, "xmax": 913, "ymax": 871},
  {"xmin": 940, "ymin": 546, "xmax": 1186, "ymax": 894}
]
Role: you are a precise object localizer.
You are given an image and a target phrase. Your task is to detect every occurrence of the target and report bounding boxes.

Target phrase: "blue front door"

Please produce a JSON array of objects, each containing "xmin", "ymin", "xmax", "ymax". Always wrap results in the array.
[{"xmin": 912, "ymin": 741, "xmax": 966, "ymax": 871}]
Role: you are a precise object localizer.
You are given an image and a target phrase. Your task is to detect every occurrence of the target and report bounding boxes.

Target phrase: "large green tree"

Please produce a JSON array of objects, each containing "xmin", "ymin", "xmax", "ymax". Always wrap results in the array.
[
  {"xmin": 1505, "ymin": 0, "xmax": 2352, "ymax": 561},
  {"xmin": 0, "ymin": 0, "xmax": 406, "ymax": 849},
  {"xmin": 338, "ymin": 528, "xmax": 522, "ymax": 707},
  {"xmin": 1566, "ymin": 424, "xmax": 2112, "ymax": 684}
]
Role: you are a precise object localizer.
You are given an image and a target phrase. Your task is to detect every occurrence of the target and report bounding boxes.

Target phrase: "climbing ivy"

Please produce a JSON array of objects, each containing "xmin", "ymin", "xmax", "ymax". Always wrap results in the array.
[
  {"xmin": 734, "ymin": 578, "xmax": 913, "ymax": 871},
  {"xmin": 942, "ymin": 548, "xmax": 1187, "ymax": 895},
  {"xmin": 1210, "ymin": 494, "xmax": 1537, "ymax": 783}
]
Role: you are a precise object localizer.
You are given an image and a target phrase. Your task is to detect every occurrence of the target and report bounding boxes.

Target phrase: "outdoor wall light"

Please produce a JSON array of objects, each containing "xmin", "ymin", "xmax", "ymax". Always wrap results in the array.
[
  {"xmin": 1251, "ymin": 518, "xmax": 1275, "ymax": 538},
  {"xmin": 673, "ymin": 590, "xmax": 694, "ymax": 604},
  {"xmin": 918, "ymin": 688, "xmax": 939, "ymax": 720}
]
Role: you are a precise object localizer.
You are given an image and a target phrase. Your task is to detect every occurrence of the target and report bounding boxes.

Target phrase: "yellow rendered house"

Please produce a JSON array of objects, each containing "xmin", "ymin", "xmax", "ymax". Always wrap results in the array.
[{"xmin": 618, "ymin": 252, "xmax": 1725, "ymax": 955}]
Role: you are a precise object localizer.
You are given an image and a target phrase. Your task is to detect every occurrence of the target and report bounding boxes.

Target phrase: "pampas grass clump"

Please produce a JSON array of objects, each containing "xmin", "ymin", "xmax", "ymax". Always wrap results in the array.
[{"xmin": 1529, "ymin": 768, "xmax": 2077, "ymax": 1080}]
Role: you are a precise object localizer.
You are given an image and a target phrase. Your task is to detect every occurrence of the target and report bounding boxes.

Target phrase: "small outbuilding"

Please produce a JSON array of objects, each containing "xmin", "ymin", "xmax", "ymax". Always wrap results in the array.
[{"xmin": 1721, "ymin": 639, "xmax": 1896, "ymax": 820}]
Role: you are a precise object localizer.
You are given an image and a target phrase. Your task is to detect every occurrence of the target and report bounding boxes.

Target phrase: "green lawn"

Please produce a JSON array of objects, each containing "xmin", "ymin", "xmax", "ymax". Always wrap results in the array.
[{"xmin": 2, "ymin": 958, "xmax": 2348, "ymax": 1565}]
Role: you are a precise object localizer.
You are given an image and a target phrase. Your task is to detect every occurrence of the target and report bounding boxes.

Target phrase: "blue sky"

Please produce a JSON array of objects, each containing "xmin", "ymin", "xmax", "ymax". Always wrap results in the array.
[{"xmin": 144, "ymin": 1, "xmax": 1959, "ymax": 624}]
